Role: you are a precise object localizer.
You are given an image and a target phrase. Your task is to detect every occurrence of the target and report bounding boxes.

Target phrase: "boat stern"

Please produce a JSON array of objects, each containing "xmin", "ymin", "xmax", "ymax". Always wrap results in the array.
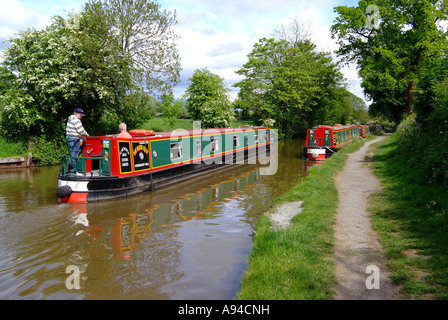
[
  {"xmin": 305, "ymin": 147, "xmax": 327, "ymax": 161},
  {"xmin": 57, "ymin": 175, "xmax": 89, "ymax": 203}
]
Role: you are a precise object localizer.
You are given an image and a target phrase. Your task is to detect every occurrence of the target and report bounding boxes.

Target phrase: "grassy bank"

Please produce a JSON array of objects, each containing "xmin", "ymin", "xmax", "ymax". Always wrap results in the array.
[
  {"xmin": 0, "ymin": 137, "xmax": 27, "ymax": 158},
  {"xmin": 237, "ymin": 135, "xmax": 377, "ymax": 300},
  {"xmin": 367, "ymin": 134, "xmax": 448, "ymax": 299}
]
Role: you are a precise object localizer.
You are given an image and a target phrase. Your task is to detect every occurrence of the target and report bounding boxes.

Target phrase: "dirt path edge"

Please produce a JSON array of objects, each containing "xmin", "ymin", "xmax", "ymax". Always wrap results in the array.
[{"xmin": 333, "ymin": 135, "xmax": 404, "ymax": 300}]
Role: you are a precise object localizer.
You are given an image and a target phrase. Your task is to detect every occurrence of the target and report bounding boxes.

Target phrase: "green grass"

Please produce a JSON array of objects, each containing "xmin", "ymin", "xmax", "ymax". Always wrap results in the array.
[
  {"xmin": 237, "ymin": 136, "xmax": 377, "ymax": 300},
  {"xmin": 0, "ymin": 137, "xmax": 28, "ymax": 158},
  {"xmin": 238, "ymin": 133, "xmax": 448, "ymax": 300},
  {"xmin": 367, "ymin": 134, "xmax": 448, "ymax": 299},
  {"xmin": 140, "ymin": 118, "xmax": 255, "ymax": 132}
]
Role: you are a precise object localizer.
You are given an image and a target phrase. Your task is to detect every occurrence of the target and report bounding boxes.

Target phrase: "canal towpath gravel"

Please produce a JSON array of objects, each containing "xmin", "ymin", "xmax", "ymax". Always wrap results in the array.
[{"xmin": 333, "ymin": 134, "xmax": 404, "ymax": 300}]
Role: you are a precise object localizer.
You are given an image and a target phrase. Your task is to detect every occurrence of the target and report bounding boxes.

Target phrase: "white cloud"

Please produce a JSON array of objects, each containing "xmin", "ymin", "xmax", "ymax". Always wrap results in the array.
[
  {"xmin": 172, "ymin": 23, "xmax": 255, "ymax": 99},
  {"xmin": 0, "ymin": 0, "xmax": 84, "ymax": 50},
  {"xmin": 0, "ymin": 0, "xmax": 46, "ymax": 39},
  {"xmin": 207, "ymin": 41, "xmax": 244, "ymax": 58},
  {"xmin": 167, "ymin": 0, "xmax": 367, "ymax": 101}
]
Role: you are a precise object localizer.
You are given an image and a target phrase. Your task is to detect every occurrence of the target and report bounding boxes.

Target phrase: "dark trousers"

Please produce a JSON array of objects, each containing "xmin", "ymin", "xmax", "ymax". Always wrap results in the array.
[{"xmin": 66, "ymin": 136, "xmax": 81, "ymax": 173}]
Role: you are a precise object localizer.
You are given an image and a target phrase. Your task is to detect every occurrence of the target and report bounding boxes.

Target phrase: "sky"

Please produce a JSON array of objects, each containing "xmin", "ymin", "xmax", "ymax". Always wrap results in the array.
[{"xmin": 0, "ymin": 0, "xmax": 364, "ymax": 102}]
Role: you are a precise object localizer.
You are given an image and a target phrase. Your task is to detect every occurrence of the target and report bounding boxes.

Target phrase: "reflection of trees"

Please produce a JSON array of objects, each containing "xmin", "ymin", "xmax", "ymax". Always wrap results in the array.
[
  {"xmin": 70, "ymin": 166, "xmax": 266, "ymax": 298},
  {"xmin": 0, "ymin": 139, "xmax": 308, "ymax": 299},
  {"xmin": 0, "ymin": 166, "xmax": 60, "ymax": 214}
]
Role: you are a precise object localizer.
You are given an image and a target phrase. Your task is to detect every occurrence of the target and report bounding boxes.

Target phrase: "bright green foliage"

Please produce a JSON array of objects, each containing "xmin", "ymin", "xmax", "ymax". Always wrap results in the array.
[
  {"xmin": 341, "ymin": 90, "xmax": 370, "ymax": 124},
  {"xmin": 400, "ymin": 56, "xmax": 448, "ymax": 186},
  {"xmin": 0, "ymin": 0, "xmax": 181, "ymax": 148},
  {"xmin": 29, "ymin": 135, "xmax": 66, "ymax": 166},
  {"xmin": 0, "ymin": 15, "xmax": 128, "ymax": 139},
  {"xmin": 331, "ymin": 0, "xmax": 448, "ymax": 123},
  {"xmin": 415, "ymin": 57, "xmax": 448, "ymax": 126},
  {"xmin": 160, "ymin": 92, "xmax": 183, "ymax": 128},
  {"xmin": 234, "ymin": 38, "xmax": 346, "ymax": 138},
  {"xmin": 184, "ymin": 68, "xmax": 235, "ymax": 128},
  {"xmin": 0, "ymin": 67, "xmax": 14, "ymax": 98},
  {"xmin": 116, "ymin": 90, "xmax": 161, "ymax": 131}
]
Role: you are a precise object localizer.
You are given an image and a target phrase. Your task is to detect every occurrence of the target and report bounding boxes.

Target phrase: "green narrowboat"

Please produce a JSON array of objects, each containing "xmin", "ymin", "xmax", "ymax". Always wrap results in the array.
[{"xmin": 57, "ymin": 126, "xmax": 272, "ymax": 203}]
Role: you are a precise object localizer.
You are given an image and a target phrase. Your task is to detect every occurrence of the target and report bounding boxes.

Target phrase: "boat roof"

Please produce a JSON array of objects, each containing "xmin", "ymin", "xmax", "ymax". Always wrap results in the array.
[
  {"xmin": 312, "ymin": 124, "xmax": 359, "ymax": 130},
  {"xmin": 98, "ymin": 126, "xmax": 270, "ymax": 140}
]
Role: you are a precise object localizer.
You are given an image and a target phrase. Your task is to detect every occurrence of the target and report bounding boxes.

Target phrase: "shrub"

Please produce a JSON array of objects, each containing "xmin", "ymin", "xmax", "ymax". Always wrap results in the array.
[
  {"xmin": 30, "ymin": 136, "xmax": 66, "ymax": 166},
  {"xmin": 396, "ymin": 115, "xmax": 448, "ymax": 186},
  {"xmin": 395, "ymin": 115, "xmax": 419, "ymax": 155}
]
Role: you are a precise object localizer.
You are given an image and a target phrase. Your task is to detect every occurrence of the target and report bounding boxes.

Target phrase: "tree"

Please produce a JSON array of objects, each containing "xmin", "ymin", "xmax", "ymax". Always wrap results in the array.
[
  {"xmin": 273, "ymin": 16, "xmax": 312, "ymax": 46},
  {"xmin": 117, "ymin": 90, "xmax": 161, "ymax": 131},
  {"xmin": 184, "ymin": 68, "xmax": 235, "ymax": 128},
  {"xmin": 160, "ymin": 92, "xmax": 183, "ymax": 127},
  {"xmin": 234, "ymin": 38, "xmax": 345, "ymax": 137},
  {"xmin": 0, "ymin": 0, "xmax": 180, "ymax": 143},
  {"xmin": 0, "ymin": 66, "xmax": 14, "ymax": 97},
  {"xmin": 0, "ymin": 13, "xmax": 136, "ymax": 139},
  {"xmin": 84, "ymin": 0, "xmax": 181, "ymax": 94},
  {"xmin": 233, "ymin": 98, "xmax": 253, "ymax": 121},
  {"xmin": 331, "ymin": 0, "xmax": 448, "ymax": 123},
  {"xmin": 398, "ymin": 56, "xmax": 448, "ymax": 185},
  {"xmin": 341, "ymin": 90, "xmax": 370, "ymax": 124}
]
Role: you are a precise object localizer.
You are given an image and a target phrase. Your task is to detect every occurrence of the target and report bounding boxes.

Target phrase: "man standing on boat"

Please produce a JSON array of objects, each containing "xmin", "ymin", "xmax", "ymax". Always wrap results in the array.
[{"xmin": 66, "ymin": 108, "xmax": 89, "ymax": 175}]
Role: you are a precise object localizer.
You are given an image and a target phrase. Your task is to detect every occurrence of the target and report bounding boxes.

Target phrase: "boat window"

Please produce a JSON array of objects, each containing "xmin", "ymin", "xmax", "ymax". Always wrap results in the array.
[
  {"xmin": 264, "ymin": 131, "xmax": 269, "ymax": 141},
  {"xmin": 244, "ymin": 134, "xmax": 249, "ymax": 146},
  {"xmin": 211, "ymin": 138, "xmax": 219, "ymax": 151},
  {"xmin": 254, "ymin": 132, "xmax": 259, "ymax": 143},
  {"xmin": 170, "ymin": 142, "xmax": 183, "ymax": 160},
  {"xmin": 233, "ymin": 135, "xmax": 240, "ymax": 147},
  {"xmin": 195, "ymin": 140, "xmax": 201, "ymax": 155}
]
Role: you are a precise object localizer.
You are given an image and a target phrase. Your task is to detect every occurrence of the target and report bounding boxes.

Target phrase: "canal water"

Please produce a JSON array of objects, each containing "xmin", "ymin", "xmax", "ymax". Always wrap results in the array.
[{"xmin": 0, "ymin": 139, "xmax": 311, "ymax": 300}]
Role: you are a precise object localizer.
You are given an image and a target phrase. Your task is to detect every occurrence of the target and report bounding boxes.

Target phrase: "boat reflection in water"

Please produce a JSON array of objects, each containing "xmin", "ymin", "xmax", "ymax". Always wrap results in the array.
[
  {"xmin": 304, "ymin": 160, "xmax": 324, "ymax": 176},
  {"xmin": 66, "ymin": 164, "xmax": 267, "ymax": 299},
  {"xmin": 0, "ymin": 139, "xmax": 306, "ymax": 300}
]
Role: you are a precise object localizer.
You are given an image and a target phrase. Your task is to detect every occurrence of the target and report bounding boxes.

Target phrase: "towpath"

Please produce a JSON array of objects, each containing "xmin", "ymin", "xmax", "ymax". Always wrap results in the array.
[{"xmin": 333, "ymin": 134, "xmax": 403, "ymax": 300}]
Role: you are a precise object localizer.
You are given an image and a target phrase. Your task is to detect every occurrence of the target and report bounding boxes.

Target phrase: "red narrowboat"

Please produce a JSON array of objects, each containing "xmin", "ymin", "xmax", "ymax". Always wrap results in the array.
[
  {"xmin": 304, "ymin": 124, "xmax": 361, "ymax": 161},
  {"xmin": 304, "ymin": 123, "xmax": 383, "ymax": 161},
  {"xmin": 360, "ymin": 123, "xmax": 384, "ymax": 138}
]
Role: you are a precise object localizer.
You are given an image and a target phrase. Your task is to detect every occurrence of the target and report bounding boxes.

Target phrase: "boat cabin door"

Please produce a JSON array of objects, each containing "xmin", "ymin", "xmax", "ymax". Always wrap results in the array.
[
  {"xmin": 309, "ymin": 130, "xmax": 315, "ymax": 146},
  {"xmin": 102, "ymin": 139, "xmax": 111, "ymax": 176},
  {"xmin": 324, "ymin": 130, "xmax": 330, "ymax": 147}
]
